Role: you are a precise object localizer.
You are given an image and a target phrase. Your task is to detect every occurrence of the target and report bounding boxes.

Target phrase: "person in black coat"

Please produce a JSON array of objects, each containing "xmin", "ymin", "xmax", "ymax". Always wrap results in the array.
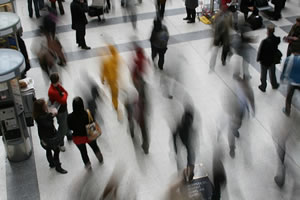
[
  {"xmin": 257, "ymin": 25, "xmax": 280, "ymax": 92},
  {"xmin": 33, "ymin": 99, "xmax": 68, "ymax": 174},
  {"xmin": 271, "ymin": 0, "xmax": 286, "ymax": 20},
  {"xmin": 70, "ymin": 0, "xmax": 91, "ymax": 50},
  {"xmin": 67, "ymin": 97, "xmax": 103, "ymax": 169},
  {"xmin": 150, "ymin": 18, "xmax": 169, "ymax": 70},
  {"xmin": 240, "ymin": 0, "xmax": 256, "ymax": 21}
]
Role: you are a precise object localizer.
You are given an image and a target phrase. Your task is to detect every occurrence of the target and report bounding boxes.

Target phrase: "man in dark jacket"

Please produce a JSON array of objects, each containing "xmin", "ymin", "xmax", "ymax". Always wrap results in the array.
[
  {"xmin": 150, "ymin": 18, "xmax": 169, "ymax": 70},
  {"xmin": 70, "ymin": 0, "xmax": 90, "ymax": 50},
  {"xmin": 183, "ymin": 0, "xmax": 198, "ymax": 23},
  {"xmin": 240, "ymin": 0, "xmax": 255, "ymax": 21},
  {"xmin": 257, "ymin": 25, "xmax": 280, "ymax": 92}
]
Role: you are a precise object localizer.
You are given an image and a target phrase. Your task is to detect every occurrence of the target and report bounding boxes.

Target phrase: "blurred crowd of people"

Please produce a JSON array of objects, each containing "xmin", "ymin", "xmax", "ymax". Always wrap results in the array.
[{"xmin": 20, "ymin": 0, "xmax": 300, "ymax": 199}]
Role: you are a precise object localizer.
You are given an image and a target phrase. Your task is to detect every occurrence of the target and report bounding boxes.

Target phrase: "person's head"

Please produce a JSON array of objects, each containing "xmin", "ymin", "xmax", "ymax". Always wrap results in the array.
[
  {"xmin": 50, "ymin": 73, "xmax": 60, "ymax": 86},
  {"xmin": 296, "ymin": 17, "xmax": 300, "ymax": 26},
  {"xmin": 267, "ymin": 24, "xmax": 275, "ymax": 36},
  {"xmin": 72, "ymin": 96, "xmax": 85, "ymax": 113},
  {"xmin": 33, "ymin": 99, "xmax": 47, "ymax": 119}
]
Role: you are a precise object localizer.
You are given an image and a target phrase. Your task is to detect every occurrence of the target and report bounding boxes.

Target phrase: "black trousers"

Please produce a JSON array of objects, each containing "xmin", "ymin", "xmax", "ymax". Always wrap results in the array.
[
  {"xmin": 157, "ymin": 0, "xmax": 166, "ymax": 19},
  {"xmin": 51, "ymin": 0, "xmax": 64, "ymax": 15},
  {"xmin": 259, "ymin": 64, "xmax": 279, "ymax": 90},
  {"xmin": 151, "ymin": 46, "xmax": 167, "ymax": 70},
  {"xmin": 28, "ymin": 0, "xmax": 40, "ymax": 17},
  {"xmin": 285, "ymin": 85, "xmax": 300, "ymax": 115},
  {"xmin": 46, "ymin": 148, "xmax": 60, "ymax": 167},
  {"xmin": 75, "ymin": 25, "xmax": 87, "ymax": 47},
  {"xmin": 186, "ymin": 7, "xmax": 196, "ymax": 20},
  {"xmin": 76, "ymin": 140, "xmax": 101, "ymax": 165}
]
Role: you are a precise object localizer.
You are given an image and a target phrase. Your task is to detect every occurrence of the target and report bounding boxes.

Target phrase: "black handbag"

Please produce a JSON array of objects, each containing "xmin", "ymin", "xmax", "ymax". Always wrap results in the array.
[{"xmin": 41, "ymin": 131, "xmax": 62, "ymax": 150}]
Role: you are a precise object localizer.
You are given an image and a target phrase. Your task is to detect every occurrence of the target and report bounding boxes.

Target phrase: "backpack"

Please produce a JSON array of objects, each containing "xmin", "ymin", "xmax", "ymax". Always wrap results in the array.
[{"xmin": 155, "ymin": 27, "xmax": 169, "ymax": 48}]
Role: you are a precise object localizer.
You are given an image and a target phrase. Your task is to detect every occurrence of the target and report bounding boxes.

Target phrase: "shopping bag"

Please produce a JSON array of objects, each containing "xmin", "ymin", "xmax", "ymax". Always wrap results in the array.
[{"xmin": 86, "ymin": 109, "xmax": 102, "ymax": 141}]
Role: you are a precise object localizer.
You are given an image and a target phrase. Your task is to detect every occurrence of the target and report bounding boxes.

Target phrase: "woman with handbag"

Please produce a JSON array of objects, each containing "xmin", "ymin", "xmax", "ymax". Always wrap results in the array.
[
  {"xmin": 33, "ymin": 99, "xmax": 68, "ymax": 174},
  {"xmin": 67, "ymin": 97, "xmax": 103, "ymax": 169}
]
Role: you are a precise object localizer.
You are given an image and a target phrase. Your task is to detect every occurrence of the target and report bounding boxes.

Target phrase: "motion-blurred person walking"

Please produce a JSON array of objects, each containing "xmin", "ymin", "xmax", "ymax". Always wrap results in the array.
[
  {"xmin": 48, "ymin": 73, "xmax": 72, "ymax": 152},
  {"xmin": 33, "ymin": 99, "xmax": 68, "ymax": 174},
  {"xmin": 150, "ymin": 18, "xmax": 169, "ymax": 70},
  {"xmin": 228, "ymin": 78, "xmax": 255, "ymax": 158},
  {"xmin": 257, "ymin": 25, "xmax": 280, "ymax": 92},
  {"xmin": 130, "ymin": 46, "xmax": 150, "ymax": 154},
  {"xmin": 68, "ymin": 97, "xmax": 104, "ymax": 169},
  {"xmin": 121, "ymin": 0, "xmax": 137, "ymax": 29},
  {"xmin": 284, "ymin": 17, "xmax": 300, "ymax": 57},
  {"xmin": 281, "ymin": 48, "xmax": 300, "ymax": 117},
  {"xmin": 210, "ymin": 10, "xmax": 232, "ymax": 71},
  {"xmin": 173, "ymin": 106, "xmax": 197, "ymax": 181},
  {"xmin": 101, "ymin": 44, "xmax": 122, "ymax": 120},
  {"xmin": 71, "ymin": 0, "xmax": 91, "ymax": 50}
]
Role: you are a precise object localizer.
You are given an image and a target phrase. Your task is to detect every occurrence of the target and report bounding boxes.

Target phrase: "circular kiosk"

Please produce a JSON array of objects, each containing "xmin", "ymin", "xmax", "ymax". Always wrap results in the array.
[
  {"xmin": 0, "ymin": 12, "xmax": 21, "ymax": 49},
  {"xmin": 0, "ymin": 49, "xmax": 32, "ymax": 162}
]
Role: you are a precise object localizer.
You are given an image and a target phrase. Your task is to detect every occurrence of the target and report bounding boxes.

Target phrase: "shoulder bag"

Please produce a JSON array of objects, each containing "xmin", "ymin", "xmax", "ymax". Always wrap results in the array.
[{"xmin": 86, "ymin": 109, "xmax": 102, "ymax": 141}]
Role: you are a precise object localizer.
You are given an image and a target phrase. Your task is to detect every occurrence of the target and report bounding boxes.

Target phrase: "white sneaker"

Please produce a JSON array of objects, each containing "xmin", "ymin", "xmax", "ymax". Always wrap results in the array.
[{"xmin": 59, "ymin": 146, "xmax": 66, "ymax": 152}]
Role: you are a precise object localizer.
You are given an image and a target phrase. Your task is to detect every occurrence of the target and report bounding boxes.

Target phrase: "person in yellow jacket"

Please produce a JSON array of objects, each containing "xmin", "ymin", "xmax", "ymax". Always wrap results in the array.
[{"xmin": 101, "ymin": 44, "xmax": 121, "ymax": 119}]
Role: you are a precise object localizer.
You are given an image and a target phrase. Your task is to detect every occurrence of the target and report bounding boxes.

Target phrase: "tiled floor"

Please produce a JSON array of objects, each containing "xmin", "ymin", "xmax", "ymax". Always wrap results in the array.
[{"xmin": 1, "ymin": 0, "xmax": 300, "ymax": 199}]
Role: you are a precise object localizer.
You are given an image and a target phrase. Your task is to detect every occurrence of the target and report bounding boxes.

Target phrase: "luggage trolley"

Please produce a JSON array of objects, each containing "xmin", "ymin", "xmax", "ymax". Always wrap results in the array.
[{"xmin": 197, "ymin": 0, "xmax": 219, "ymax": 24}]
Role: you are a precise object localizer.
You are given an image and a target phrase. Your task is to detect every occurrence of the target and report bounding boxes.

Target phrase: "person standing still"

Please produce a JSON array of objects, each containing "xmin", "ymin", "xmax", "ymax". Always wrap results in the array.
[
  {"xmin": 71, "ymin": 0, "xmax": 91, "ymax": 50},
  {"xmin": 257, "ymin": 25, "xmax": 280, "ymax": 92},
  {"xmin": 183, "ymin": 0, "xmax": 198, "ymax": 23},
  {"xmin": 48, "ymin": 73, "xmax": 72, "ymax": 152},
  {"xmin": 150, "ymin": 18, "xmax": 169, "ymax": 70},
  {"xmin": 49, "ymin": 0, "xmax": 65, "ymax": 15},
  {"xmin": 28, "ymin": 0, "xmax": 41, "ymax": 18}
]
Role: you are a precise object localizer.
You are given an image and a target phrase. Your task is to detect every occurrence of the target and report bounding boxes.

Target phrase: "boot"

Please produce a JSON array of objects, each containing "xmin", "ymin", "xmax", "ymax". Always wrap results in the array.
[
  {"xmin": 56, "ymin": 165, "xmax": 68, "ymax": 174},
  {"xmin": 96, "ymin": 152, "xmax": 104, "ymax": 164}
]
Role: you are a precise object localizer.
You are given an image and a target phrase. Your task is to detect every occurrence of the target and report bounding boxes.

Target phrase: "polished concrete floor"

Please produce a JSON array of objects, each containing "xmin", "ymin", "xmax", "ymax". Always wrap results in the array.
[{"xmin": 1, "ymin": 0, "xmax": 300, "ymax": 199}]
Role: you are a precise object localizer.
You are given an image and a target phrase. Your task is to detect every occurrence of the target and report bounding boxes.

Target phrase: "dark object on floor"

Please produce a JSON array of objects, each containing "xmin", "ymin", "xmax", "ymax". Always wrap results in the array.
[{"xmin": 88, "ymin": 6, "xmax": 105, "ymax": 21}]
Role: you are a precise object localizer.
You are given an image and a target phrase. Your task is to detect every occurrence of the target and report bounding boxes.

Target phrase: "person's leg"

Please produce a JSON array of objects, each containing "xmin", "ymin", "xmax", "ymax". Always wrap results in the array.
[
  {"xmin": 57, "ymin": 0, "xmax": 64, "ymax": 15},
  {"xmin": 188, "ymin": 8, "xmax": 196, "ymax": 22},
  {"xmin": 160, "ymin": 2, "xmax": 166, "ymax": 19},
  {"xmin": 39, "ymin": 0, "xmax": 44, "ymax": 10},
  {"xmin": 209, "ymin": 46, "xmax": 218, "ymax": 72},
  {"xmin": 242, "ymin": 58, "xmax": 251, "ymax": 79},
  {"xmin": 28, "ymin": 0, "xmax": 33, "ymax": 17},
  {"xmin": 158, "ymin": 48, "xmax": 167, "ymax": 70},
  {"xmin": 56, "ymin": 110, "xmax": 69, "ymax": 149},
  {"xmin": 76, "ymin": 29, "xmax": 80, "ymax": 46},
  {"xmin": 269, "ymin": 64, "xmax": 279, "ymax": 88},
  {"xmin": 259, "ymin": 65, "xmax": 268, "ymax": 91},
  {"xmin": 106, "ymin": 0, "xmax": 111, "ymax": 10},
  {"xmin": 46, "ymin": 149, "xmax": 55, "ymax": 167},
  {"xmin": 88, "ymin": 140, "xmax": 104, "ymax": 163},
  {"xmin": 151, "ymin": 46, "xmax": 158, "ymax": 62},
  {"xmin": 51, "ymin": 1, "xmax": 56, "ymax": 11},
  {"xmin": 33, "ymin": 0, "xmax": 40, "ymax": 18},
  {"xmin": 76, "ymin": 143, "xmax": 90, "ymax": 165},
  {"xmin": 244, "ymin": 11, "xmax": 248, "ymax": 22},
  {"xmin": 221, "ymin": 44, "xmax": 229, "ymax": 65},
  {"xmin": 140, "ymin": 117, "xmax": 149, "ymax": 154},
  {"xmin": 183, "ymin": 7, "xmax": 190, "ymax": 20},
  {"xmin": 53, "ymin": 148, "xmax": 67, "ymax": 173},
  {"xmin": 78, "ymin": 25, "xmax": 88, "ymax": 48},
  {"xmin": 285, "ymin": 85, "xmax": 296, "ymax": 115}
]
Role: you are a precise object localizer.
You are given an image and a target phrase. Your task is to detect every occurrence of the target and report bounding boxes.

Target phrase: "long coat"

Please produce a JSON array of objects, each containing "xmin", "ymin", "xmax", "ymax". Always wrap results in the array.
[
  {"xmin": 185, "ymin": 0, "xmax": 198, "ymax": 9},
  {"xmin": 70, "ymin": 0, "xmax": 88, "ymax": 30}
]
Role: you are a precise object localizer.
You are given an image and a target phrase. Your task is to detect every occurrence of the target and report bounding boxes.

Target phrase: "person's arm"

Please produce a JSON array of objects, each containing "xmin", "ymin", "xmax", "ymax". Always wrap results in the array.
[{"xmin": 257, "ymin": 41, "xmax": 263, "ymax": 62}]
